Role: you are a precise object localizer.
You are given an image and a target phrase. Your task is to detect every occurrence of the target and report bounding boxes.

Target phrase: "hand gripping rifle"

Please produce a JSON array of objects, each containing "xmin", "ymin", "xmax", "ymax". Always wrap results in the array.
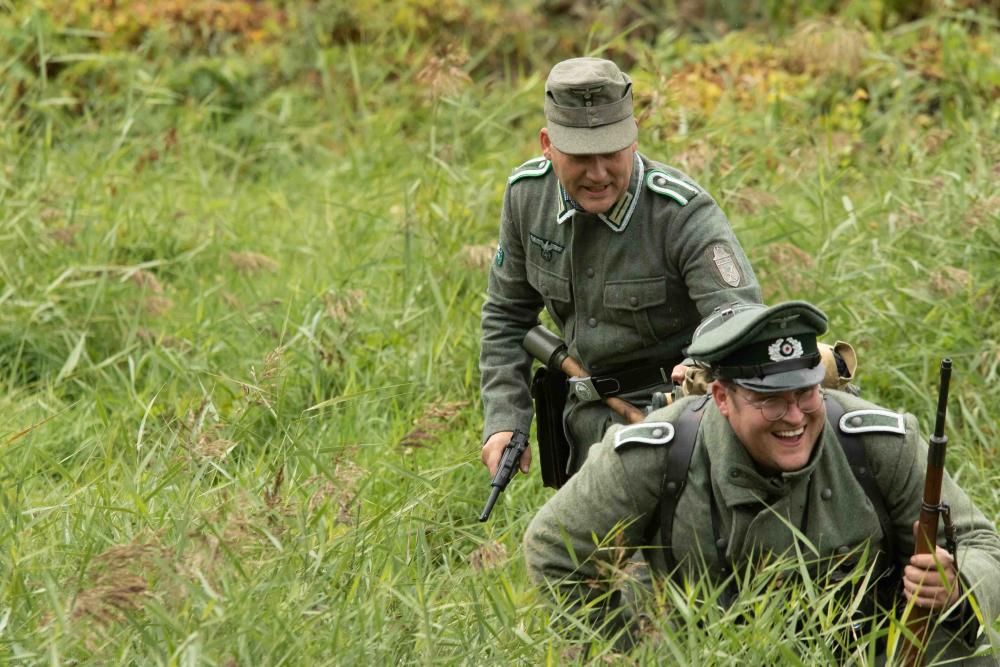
[
  {"xmin": 902, "ymin": 358, "xmax": 956, "ymax": 667},
  {"xmin": 478, "ymin": 429, "xmax": 529, "ymax": 522}
]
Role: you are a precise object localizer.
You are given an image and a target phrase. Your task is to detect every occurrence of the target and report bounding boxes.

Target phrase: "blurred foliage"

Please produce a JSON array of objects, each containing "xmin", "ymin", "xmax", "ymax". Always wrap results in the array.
[{"xmin": 1, "ymin": 0, "xmax": 995, "ymax": 149}]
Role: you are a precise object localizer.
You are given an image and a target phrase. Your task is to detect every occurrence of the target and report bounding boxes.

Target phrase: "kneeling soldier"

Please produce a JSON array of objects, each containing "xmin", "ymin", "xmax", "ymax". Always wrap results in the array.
[{"xmin": 524, "ymin": 301, "xmax": 1000, "ymax": 662}]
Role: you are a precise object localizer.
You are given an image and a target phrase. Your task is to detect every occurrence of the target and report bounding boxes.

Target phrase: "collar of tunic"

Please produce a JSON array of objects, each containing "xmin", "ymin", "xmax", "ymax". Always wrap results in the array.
[{"xmin": 701, "ymin": 407, "xmax": 830, "ymax": 509}]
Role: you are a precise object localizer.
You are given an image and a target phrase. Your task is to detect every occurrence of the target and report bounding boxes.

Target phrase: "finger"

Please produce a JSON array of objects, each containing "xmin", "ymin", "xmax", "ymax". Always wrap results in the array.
[
  {"xmin": 482, "ymin": 443, "xmax": 503, "ymax": 476},
  {"xmin": 519, "ymin": 445, "xmax": 532, "ymax": 474},
  {"xmin": 670, "ymin": 363, "xmax": 687, "ymax": 384},
  {"xmin": 902, "ymin": 567, "xmax": 957, "ymax": 609},
  {"xmin": 904, "ymin": 563, "xmax": 952, "ymax": 588},
  {"xmin": 902, "ymin": 579, "xmax": 950, "ymax": 609},
  {"xmin": 486, "ymin": 454, "xmax": 499, "ymax": 477}
]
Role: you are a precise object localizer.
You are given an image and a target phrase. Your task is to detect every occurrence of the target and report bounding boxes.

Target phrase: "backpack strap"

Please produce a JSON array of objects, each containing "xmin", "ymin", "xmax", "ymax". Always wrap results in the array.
[
  {"xmin": 655, "ymin": 395, "xmax": 710, "ymax": 571},
  {"xmin": 824, "ymin": 396, "xmax": 898, "ymax": 561}
]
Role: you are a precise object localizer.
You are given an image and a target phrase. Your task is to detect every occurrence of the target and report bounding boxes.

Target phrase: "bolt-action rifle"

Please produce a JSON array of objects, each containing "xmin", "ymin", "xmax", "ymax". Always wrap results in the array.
[
  {"xmin": 902, "ymin": 358, "xmax": 956, "ymax": 667},
  {"xmin": 478, "ymin": 429, "xmax": 529, "ymax": 522}
]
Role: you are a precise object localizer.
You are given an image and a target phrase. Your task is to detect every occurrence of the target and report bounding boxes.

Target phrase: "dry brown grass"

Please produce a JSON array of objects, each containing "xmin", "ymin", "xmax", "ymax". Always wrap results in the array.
[
  {"xmin": 468, "ymin": 541, "xmax": 507, "ymax": 572},
  {"xmin": 759, "ymin": 242, "xmax": 817, "ymax": 300},
  {"xmin": 785, "ymin": 19, "xmax": 869, "ymax": 78},
  {"xmin": 128, "ymin": 269, "xmax": 164, "ymax": 293},
  {"xmin": 962, "ymin": 196, "xmax": 999, "ymax": 233},
  {"xmin": 415, "ymin": 44, "xmax": 472, "ymax": 100},
  {"xmin": 458, "ymin": 244, "xmax": 496, "ymax": 270},
  {"xmin": 669, "ymin": 140, "xmax": 710, "ymax": 175},
  {"xmin": 398, "ymin": 400, "xmax": 470, "ymax": 448},
  {"xmin": 726, "ymin": 187, "xmax": 781, "ymax": 215},
  {"xmin": 229, "ymin": 251, "xmax": 278, "ymax": 274},
  {"xmin": 49, "ymin": 224, "xmax": 82, "ymax": 245},
  {"xmin": 928, "ymin": 266, "xmax": 971, "ymax": 297},
  {"xmin": 71, "ymin": 540, "xmax": 168, "ymax": 629},
  {"xmin": 324, "ymin": 289, "xmax": 365, "ymax": 322},
  {"xmin": 142, "ymin": 295, "xmax": 174, "ymax": 316},
  {"xmin": 305, "ymin": 458, "xmax": 366, "ymax": 524}
]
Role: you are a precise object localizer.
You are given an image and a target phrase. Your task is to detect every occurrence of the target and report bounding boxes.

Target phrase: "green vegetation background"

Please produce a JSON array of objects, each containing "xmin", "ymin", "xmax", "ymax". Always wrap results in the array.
[{"xmin": 1, "ymin": 0, "xmax": 997, "ymax": 663}]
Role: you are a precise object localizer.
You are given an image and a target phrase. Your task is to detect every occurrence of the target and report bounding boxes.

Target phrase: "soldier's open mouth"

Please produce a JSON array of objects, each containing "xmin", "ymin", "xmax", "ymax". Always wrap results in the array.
[{"xmin": 773, "ymin": 426, "xmax": 805, "ymax": 441}]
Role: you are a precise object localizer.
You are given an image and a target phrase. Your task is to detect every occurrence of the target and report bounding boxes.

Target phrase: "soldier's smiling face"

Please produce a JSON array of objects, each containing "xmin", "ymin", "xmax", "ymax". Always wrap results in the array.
[
  {"xmin": 540, "ymin": 129, "xmax": 636, "ymax": 214},
  {"xmin": 712, "ymin": 382, "xmax": 827, "ymax": 473}
]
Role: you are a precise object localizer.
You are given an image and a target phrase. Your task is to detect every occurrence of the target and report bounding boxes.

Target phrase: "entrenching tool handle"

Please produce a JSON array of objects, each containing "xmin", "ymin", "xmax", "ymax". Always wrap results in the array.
[{"xmin": 522, "ymin": 325, "xmax": 645, "ymax": 424}]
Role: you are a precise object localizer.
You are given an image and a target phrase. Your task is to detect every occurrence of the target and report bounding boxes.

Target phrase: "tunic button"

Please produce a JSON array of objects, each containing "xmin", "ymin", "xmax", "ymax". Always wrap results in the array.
[
  {"xmin": 629, "ymin": 296, "xmax": 639, "ymax": 306},
  {"xmin": 652, "ymin": 428, "xmax": 664, "ymax": 438},
  {"xmin": 588, "ymin": 317, "xmax": 597, "ymax": 328},
  {"xmin": 665, "ymin": 481, "xmax": 677, "ymax": 494},
  {"xmin": 836, "ymin": 545, "xmax": 850, "ymax": 555},
  {"xmin": 849, "ymin": 416, "xmax": 863, "ymax": 427},
  {"xmin": 821, "ymin": 488, "xmax": 833, "ymax": 500},
  {"xmin": 730, "ymin": 470, "xmax": 740, "ymax": 478},
  {"xmin": 715, "ymin": 537, "xmax": 727, "ymax": 551},
  {"xmin": 586, "ymin": 268, "xmax": 595, "ymax": 278}
]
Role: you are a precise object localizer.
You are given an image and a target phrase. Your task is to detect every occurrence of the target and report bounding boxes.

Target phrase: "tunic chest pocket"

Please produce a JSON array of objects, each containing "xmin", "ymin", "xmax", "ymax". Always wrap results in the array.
[
  {"xmin": 604, "ymin": 277, "xmax": 667, "ymax": 345},
  {"xmin": 527, "ymin": 261, "xmax": 572, "ymax": 324}
]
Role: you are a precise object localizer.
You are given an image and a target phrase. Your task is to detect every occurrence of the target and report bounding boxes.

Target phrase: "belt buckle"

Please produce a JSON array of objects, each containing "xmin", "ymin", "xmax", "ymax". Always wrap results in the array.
[{"xmin": 568, "ymin": 377, "xmax": 601, "ymax": 402}]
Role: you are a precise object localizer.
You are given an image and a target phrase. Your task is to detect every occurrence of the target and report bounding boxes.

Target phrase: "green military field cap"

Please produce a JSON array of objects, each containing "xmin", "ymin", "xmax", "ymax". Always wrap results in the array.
[
  {"xmin": 544, "ymin": 57, "xmax": 637, "ymax": 155},
  {"xmin": 687, "ymin": 301, "xmax": 829, "ymax": 392}
]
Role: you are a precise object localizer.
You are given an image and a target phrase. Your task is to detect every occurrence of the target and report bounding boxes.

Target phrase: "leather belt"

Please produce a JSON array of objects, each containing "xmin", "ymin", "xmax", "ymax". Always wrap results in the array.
[{"xmin": 568, "ymin": 362, "xmax": 676, "ymax": 402}]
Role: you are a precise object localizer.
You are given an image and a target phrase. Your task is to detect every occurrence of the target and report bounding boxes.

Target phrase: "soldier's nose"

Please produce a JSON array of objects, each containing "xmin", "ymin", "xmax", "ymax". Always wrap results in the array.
[{"xmin": 585, "ymin": 156, "xmax": 609, "ymax": 181}]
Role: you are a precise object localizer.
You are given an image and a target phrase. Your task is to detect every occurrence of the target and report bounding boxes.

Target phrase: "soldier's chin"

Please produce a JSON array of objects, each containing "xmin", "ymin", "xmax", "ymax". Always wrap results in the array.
[{"xmin": 579, "ymin": 195, "xmax": 614, "ymax": 214}]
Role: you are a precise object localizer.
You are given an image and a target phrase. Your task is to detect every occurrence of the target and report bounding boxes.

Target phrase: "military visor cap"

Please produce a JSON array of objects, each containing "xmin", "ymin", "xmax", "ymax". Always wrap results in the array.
[
  {"xmin": 687, "ymin": 301, "xmax": 829, "ymax": 393},
  {"xmin": 544, "ymin": 57, "xmax": 637, "ymax": 155}
]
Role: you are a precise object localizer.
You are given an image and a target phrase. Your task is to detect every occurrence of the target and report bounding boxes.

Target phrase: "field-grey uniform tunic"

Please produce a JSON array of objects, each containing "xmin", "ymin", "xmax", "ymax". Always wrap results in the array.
[
  {"xmin": 524, "ymin": 390, "xmax": 1000, "ymax": 663},
  {"xmin": 480, "ymin": 152, "xmax": 762, "ymax": 461}
]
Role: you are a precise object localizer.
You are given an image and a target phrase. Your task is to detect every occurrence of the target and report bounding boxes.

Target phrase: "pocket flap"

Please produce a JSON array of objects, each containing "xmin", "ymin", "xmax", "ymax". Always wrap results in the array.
[
  {"xmin": 604, "ymin": 277, "xmax": 666, "ymax": 311},
  {"xmin": 529, "ymin": 263, "xmax": 572, "ymax": 303}
]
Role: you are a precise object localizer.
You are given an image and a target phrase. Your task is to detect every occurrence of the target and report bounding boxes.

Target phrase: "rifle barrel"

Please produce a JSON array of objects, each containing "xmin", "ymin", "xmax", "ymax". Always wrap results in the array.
[{"xmin": 932, "ymin": 358, "xmax": 952, "ymax": 440}]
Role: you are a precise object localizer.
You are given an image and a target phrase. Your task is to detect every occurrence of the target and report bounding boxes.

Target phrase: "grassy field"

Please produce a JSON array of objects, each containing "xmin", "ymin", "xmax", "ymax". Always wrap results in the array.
[{"xmin": 1, "ymin": 1, "xmax": 998, "ymax": 664}]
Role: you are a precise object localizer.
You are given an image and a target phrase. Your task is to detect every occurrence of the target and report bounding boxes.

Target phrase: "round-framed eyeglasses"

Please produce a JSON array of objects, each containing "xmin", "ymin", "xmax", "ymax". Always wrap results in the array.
[{"xmin": 733, "ymin": 385, "xmax": 824, "ymax": 422}]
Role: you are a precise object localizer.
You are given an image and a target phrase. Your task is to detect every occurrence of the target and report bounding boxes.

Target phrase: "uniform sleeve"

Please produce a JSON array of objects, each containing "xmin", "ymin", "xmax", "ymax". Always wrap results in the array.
[
  {"xmin": 873, "ymin": 414, "xmax": 1000, "ymax": 628},
  {"xmin": 479, "ymin": 185, "xmax": 544, "ymax": 442},
  {"xmin": 523, "ymin": 426, "xmax": 666, "ymax": 611},
  {"xmin": 665, "ymin": 191, "xmax": 762, "ymax": 317}
]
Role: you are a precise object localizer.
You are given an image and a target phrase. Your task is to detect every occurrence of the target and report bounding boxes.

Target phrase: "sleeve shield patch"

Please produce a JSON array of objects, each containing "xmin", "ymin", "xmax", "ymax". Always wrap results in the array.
[{"xmin": 707, "ymin": 244, "xmax": 743, "ymax": 287}]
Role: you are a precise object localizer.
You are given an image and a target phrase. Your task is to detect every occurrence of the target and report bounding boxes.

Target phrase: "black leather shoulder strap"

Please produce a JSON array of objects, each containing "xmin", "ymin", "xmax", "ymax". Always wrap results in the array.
[
  {"xmin": 824, "ymin": 395, "xmax": 897, "ymax": 560},
  {"xmin": 655, "ymin": 395, "xmax": 710, "ymax": 571}
]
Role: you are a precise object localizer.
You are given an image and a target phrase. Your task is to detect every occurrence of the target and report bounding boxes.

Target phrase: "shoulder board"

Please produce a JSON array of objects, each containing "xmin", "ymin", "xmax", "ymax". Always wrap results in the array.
[
  {"xmin": 508, "ymin": 158, "xmax": 551, "ymax": 185},
  {"xmin": 645, "ymin": 169, "xmax": 700, "ymax": 206},
  {"xmin": 838, "ymin": 409, "xmax": 906, "ymax": 436},
  {"xmin": 614, "ymin": 422, "xmax": 675, "ymax": 451}
]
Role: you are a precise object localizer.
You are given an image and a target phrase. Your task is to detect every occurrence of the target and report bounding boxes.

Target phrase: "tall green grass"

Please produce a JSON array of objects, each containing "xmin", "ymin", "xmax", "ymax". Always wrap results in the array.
[{"xmin": 1, "ymin": 2, "xmax": 997, "ymax": 664}]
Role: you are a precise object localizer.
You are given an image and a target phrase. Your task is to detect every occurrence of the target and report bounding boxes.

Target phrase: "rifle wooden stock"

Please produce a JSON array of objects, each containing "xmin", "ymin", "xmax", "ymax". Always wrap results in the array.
[{"xmin": 901, "ymin": 358, "xmax": 952, "ymax": 667}]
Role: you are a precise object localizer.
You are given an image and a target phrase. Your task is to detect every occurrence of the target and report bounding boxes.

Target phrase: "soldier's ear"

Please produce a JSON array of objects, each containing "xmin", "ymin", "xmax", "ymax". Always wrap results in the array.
[
  {"xmin": 711, "ymin": 381, "xmax": 731, "ymax": 417},
  {"xmin": 539, "ymin": 128, "xmax": 553, "ymax": 160}
]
